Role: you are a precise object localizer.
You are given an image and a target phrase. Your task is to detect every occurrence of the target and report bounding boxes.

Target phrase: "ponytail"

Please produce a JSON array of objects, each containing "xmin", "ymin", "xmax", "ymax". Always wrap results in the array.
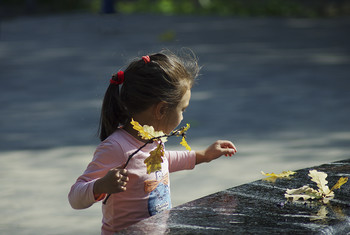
[{"xmin": 99, "ymin": 73, "xmax": 128, "ymax": 141}]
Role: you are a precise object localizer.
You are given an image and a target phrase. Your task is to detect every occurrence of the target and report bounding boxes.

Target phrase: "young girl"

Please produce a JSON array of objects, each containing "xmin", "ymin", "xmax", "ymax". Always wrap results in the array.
[{"xmin": 68, "ymin": 50, "xmax": 237, "ymax": 234}]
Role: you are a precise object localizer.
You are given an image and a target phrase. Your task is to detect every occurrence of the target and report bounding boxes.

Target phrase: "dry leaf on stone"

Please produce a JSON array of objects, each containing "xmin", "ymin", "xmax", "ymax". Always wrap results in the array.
[
  {"xmin": 285, "ymin": 185, "xmax": 320, "ymax": 201},
  {"xmin": 261, "ymin": 170, "xmax": 296, "ymax": 183},
  {"xmin": 261, "ymin": 170, "xmax": 297, "ymax": 178},
  {"xmin": 285, "ymin": 170, "xmax": 348, "ymax": 204},
  {"xmin": 308, "ymin": 170, "xmax": 331, "ymax": 196},
  {"xmin": 330, "ymin": 177, "xmax": 348, "ymax": 192}
]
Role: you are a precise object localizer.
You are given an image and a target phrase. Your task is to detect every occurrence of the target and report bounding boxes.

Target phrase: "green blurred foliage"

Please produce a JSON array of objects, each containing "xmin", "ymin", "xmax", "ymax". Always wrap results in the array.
[
  {"xmin": 1, "ymin": 0, "xmax": 349, "ymax": 17},
  {"xmin": 116, "ymin": 0, "xmax": 350, "ymax": 17}
]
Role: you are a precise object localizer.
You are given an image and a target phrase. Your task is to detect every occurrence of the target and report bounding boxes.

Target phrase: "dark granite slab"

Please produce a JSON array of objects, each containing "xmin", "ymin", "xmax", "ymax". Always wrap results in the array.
[{"xmin": 119, "ymin": 159, "xmax": 350, "ymax": 234}]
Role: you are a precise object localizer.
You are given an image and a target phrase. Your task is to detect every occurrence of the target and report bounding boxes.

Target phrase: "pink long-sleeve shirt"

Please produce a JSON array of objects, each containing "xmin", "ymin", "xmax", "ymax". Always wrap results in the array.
[{"xmin": 68, "ymin": 129, "xmax": 196, "ymax": 234}]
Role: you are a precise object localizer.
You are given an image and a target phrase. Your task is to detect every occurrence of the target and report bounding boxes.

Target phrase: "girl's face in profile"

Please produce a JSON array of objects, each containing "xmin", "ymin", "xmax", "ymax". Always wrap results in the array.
[{"xmin": 160, "ymin": 89, "xmax": 191, "ymax": 134}]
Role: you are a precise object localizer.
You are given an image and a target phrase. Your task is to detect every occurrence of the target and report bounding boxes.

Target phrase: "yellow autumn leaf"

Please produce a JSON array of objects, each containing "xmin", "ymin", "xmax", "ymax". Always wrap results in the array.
[
  {"xmin": 130, "ymin": 119, "xmax": 143, "ymax": 133},
  {"xmin": 144, "ymin": 144, "xmax": 164, "ymax": 174},
  {"xmin": 180, "ymin": 136, "xmax": 191, "ymax": 151},
  {"xmin": 131, "ymin": 118, "xmax": 167, "ymax": 142},
  {"xmin": 142, "ymin": 125, "xmax": 168, "ymax": 142},
  {"xmin": 177, "ymin": 123, "xmax": 190, "ymax": 135},
  {"xmin": 261, "ymin": 170, "xmax": 297, "ymax": 178},
  {"xmin": 330, "ymin": 177, "xmax": 348, "ymax": 192},
  {"xmin": 262, "ymin": 176, "xmax": 278, "ymax": 183},
  {"xmin": 130, "ymin": 119, "xmax": 152, "ymax": 140}
]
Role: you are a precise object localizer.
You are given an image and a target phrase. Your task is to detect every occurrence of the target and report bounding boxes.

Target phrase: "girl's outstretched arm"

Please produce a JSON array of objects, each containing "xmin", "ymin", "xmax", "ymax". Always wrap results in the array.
[{"xmin": 195, "ymin": 140, "xmax": 237, "ymax": 164}]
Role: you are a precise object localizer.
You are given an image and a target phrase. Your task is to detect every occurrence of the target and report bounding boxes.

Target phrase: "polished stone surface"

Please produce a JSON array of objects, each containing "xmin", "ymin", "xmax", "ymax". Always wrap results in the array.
[{"xmin": 120, "ymin": 159, "xmax": 350, "ymax": 234}]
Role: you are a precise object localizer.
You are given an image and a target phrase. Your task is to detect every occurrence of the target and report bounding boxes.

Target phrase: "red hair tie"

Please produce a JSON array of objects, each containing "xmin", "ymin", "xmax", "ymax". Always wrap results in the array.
[
  {"xmin": 110, "ymin": 71, "xmax": 124, "ymax": 85},
  {"xmin": 142, "ymin": 55, "xmax": 151, "ymax": 64}
]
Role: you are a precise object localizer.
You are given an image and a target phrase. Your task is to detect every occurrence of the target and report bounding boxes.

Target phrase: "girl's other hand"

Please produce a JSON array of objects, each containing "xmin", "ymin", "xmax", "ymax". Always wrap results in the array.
[
  {"xmin": 195, "ymin": 140, "xmax": 237, "ymax": 164},
  {"xmin": 93, "ymin": 167, "xmax": 129, "ymax": 195}
]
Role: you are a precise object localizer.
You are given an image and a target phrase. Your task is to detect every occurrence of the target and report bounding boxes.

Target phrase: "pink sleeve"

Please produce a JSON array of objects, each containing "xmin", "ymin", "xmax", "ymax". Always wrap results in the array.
[
  {"xmin": 166, "ymin": 151, "xmax": 196, "ymax": 173},
  {"xmin": 68, "ymin": 139, "xmax": 126, "ymax": 209}
]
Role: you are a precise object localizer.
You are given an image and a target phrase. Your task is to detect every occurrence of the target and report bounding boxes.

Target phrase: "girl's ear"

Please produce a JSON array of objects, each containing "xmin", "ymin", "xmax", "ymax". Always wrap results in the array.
[{"xmin": 154, "ymin": 101, "xmax": 168, "ymax": 120}]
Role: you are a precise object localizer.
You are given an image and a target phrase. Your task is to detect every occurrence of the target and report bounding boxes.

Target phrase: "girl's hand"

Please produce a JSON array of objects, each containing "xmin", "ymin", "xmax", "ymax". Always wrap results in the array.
[
  {"xmin": 93, "ymin": 167, "xmax": 129, "ymax": 195},
  {"xmin": 195, "ymin": 140, "xmax": 237, "ymax": 164}
]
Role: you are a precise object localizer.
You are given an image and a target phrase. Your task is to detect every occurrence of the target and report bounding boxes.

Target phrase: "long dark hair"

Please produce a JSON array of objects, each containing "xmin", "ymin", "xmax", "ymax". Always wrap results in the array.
[{"xmin": 98, "ymin": 49, "xmax": 200, "ymax": 141}]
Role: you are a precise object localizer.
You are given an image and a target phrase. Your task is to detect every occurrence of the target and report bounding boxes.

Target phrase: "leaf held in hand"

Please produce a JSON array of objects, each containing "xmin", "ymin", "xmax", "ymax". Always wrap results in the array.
[
  {"xmin": 131, "ymin": 118, "xmax": 167, "ymax": 142},
  {"xmin": 144, "ymin": 144, "xmax": 165, "ymax": 174},
  {"xmin": 177, "ymin": 123, "xmax": 190, "ymax": 135},
  {"xmin": 180, "ymin": 136, "xmax": 191, "ymax": 151},
  {"xmin": 130, "ymin": 119, "xmax": 191, "ymax": 174}
]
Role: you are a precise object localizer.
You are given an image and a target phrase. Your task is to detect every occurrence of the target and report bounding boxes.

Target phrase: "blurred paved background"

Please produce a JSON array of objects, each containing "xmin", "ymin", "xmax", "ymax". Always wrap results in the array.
[{"xmin": 0, "ymin": 13, "xmax": 349, "ymax": 234}]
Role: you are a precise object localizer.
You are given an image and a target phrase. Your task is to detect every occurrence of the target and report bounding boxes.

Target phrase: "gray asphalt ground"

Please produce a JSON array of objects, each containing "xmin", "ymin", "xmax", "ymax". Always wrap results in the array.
[{"xmin": 0, "ymin": 13, "xmax": 349, "ymax": 234}]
